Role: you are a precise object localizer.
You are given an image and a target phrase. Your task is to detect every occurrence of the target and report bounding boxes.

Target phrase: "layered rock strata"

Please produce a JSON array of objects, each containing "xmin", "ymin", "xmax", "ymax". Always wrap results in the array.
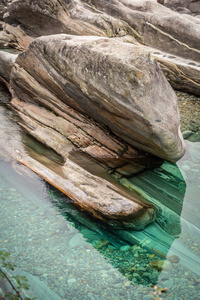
[
  {"xmin": 0, "ymin": 22, "xmax": 33, "ymax": 50},
  {"xmin": 0, "ymin": 0, "xmax": 193, "ymax": 229},
  {"xmin": 164, "ymin": 0, "xmax": 200, "ymax": 14},
  {"xmin": 11, "ymin": 146, "xmax": 156, "ymax": 230},
  {"xmin": 10, "ymin": 35, "xmax": 185, "ymax": 162},
  {"xmin": 0, "ymin": 93, "xmax": 156, "ymax": 230},
  {"xmin": 1, "ymin": 0, "xmax": 200, "ymax": 95}
]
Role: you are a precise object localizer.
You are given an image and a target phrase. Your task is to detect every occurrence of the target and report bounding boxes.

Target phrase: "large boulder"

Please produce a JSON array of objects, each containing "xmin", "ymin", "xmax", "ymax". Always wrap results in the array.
[
  {"xmin": 2, "ymin": 0, "xmax": 200, "ymax": 96},
  {"xmin": 10, "ymin": 34, "xmax": 185, "ymax": 162}
]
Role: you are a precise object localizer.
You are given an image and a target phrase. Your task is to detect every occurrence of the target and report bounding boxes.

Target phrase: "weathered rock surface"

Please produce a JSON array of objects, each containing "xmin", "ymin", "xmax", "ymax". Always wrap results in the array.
[
  {"xmin": 11, "ymin": 148, "xmax": 156, "ymax": 230},
  {"xmin": 151, "ymin": 50, "xmax": 200, "ymax": 96},
  {"xmin": 3, "ymin": 0, "xmax": 136, "ymax": 39},
  {"xmin": 12, "ymin": 97, "xmax": 162, "ymax": 177},
  {"xmin": 0, "ymin": 22, "xmax": 33, "ymax": 50},
  {"xmin": 83, "ymin": 0, "xmax": 200, "ymax": 62},
  {"xmin": 10, "ymin": 34, "xmax": 185, "ymax": 162},
  {"xmin": 164, "ymin": 0, "xmax": 200, "ymax": 14},
  {"xmin": 0, "ymin": 49, "xmax": 17, "ymax": 82},
  {"xmin": 0, "ymin": 100, "xmax": 156, "ymax": 229},
  {"xmin": 3, "ymin": 0, "xmax": 200, "ymax": 60},
  {"xmin": 0, "ymin": 0, "xmax": 8, "ymax": 20},
  {"xmin": 2, "ymin": 0, "xmax": 197, "ymax": 229},
  {"xmin": 1, "ymin": 1, "xmax": 200, "ymax": 95}
]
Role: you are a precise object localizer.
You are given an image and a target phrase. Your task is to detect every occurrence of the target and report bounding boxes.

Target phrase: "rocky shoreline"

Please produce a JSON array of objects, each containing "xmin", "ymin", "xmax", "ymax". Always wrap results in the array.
[
  {"xmin": 177, "ymin": 90, "xmax": 200, "ymax": 139},
  {"xmin": 0, "ymin": 0, "xmax": 199, "ymax": 238}
]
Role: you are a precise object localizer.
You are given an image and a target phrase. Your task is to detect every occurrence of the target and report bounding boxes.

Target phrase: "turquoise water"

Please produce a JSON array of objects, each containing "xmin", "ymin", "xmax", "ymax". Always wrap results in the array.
[{"xmin": 0, "ymin": 89, "xmax": 200, "ymax": 299}]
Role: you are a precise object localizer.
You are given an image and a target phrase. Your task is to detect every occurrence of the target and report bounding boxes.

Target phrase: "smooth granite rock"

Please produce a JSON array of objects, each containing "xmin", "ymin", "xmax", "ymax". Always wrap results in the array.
[
  {"xmin": 10, "ymin": 34, "xmax": 185, "ymax": 162},
  {"xmin": 1, "ymin": 0, "xmax": 200, "ymax": 95}
]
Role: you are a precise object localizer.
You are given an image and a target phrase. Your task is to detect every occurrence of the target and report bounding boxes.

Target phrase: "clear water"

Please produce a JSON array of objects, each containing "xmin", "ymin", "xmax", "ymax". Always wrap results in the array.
[{"xmin": 0, "ymin": 87, "xmax": 200, "ymax": 300}]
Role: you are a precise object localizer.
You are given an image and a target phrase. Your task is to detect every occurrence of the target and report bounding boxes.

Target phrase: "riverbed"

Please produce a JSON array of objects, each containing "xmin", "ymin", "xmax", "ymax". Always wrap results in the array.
[{"xmin": 0, "ymin": 85, "xmax": 200, "ymax": 300}]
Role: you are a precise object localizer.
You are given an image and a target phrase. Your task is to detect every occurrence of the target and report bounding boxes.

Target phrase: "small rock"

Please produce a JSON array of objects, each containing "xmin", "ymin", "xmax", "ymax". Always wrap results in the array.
[
  {"xmin": 188, "ymin": 132, "xmax": 200, "ymax": 142},
  {"xmin": 142, "ymin": 295, "xmax": 154, "ymax": 300},
  {"xmin": 140, "ymin": 249, "xmax": 148, "ymax": 254},
  {"xmin": 163, "ymin": 279, "xmax": 174, "ymax": 288},
  {"xmin": 168, "ymin": 255, "xmax": 180, "ymax": 263},
  {"xmin": 159, "ymin": 271, "xmax": 169, "ymax": 281},
  {"xmin": 149, "ymin": 260, "xmax": 171, "ymax": 271},
  {"xmin": 95, "ymin": 239, "xmax": 110, "ymax": 249},
  {"xmin": 67, "ymin": 278, "xmax": 76, "ymax": 285},
  {"xmin": 124, "ymin": 281, "xmax": 131, "ymax": 287},
  {"xmin": 149, "ymin": 270, "xmax": 159, "ymax": 283},
  {"xmin": 101, "ymin": 273, "xmax": 109, "ymax": 278},
  {"xmin": 137, "ymin": 266, "xmax": 146, "ymax": 272},
  {"xmin": 182, "ymin": 130, "xmax": 193, "ymax": 139},
  {"xmin": 120, "ymin": 245, "xmax": 131, "ymax": 251},
  {"xmin": 130, "ymin": 245, "xmax": 137, "ymax": 251},
  {"xmin": 132, "ymin": 273, "xmax": 140, "ymax": 278},
  {"xmin": 181, "ymin": 165, "xmax": 191, "ymax": 171},
  {"xmin": 133, "ymin": 252, "xmax": 139, "ymax": 258},
  {"xmin": 69, "ymin": 233, "xmax": 87, "ymax": 247},
  {"xmin": 142, "ymin": 272, "xmax": 151, "ymax": 279},
  {"xmin": 192, "ymin": 168, "xmax": 199, "ymax": 173},
  {"xmin": 179, "ymin": 278, "xmax": 188, "ymax": 283},
  {"xmin": 149, "ymin": 260, "xmax": 164, "ymax": 271}
]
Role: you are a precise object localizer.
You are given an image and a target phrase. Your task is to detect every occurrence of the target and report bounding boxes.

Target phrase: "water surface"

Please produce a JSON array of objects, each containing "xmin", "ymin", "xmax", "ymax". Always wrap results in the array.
[{"xmin": 0, "ymin": 90, "xmax": 200, "ymax": 300}]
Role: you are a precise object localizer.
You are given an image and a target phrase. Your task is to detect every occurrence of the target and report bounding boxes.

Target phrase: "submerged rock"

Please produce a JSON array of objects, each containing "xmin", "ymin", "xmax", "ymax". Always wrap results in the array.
[
  {"xmin": 10, "ymin": 34, "xmax": 185, "ymax": 162},
  {"xmin": 149, "ymin": 260, "xmax": 172, "ymax": 271},
  {"xmin": 168, "ymin": 255, "xmax": 180, "ymax": 263}
]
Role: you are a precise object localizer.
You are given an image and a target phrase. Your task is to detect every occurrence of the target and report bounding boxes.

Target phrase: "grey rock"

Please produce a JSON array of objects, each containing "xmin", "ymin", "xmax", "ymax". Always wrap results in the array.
[
  {"xmin": 182, "ymin": 130, "xmax": 193, "ymax": 139},
  {"xmin": 142, "ymin": 272, "xmax": 151, "ymax": 279},
  {"xmin": 164, "ymin": 0, "xmax": 200, "ymax": 14},
  {"xmin": 163, "ymin": 278, "xmax": 174, "ymax": 288},
  {"xmin": 120, "ymin": 245, "xmax": 131, "ymax": 251},
  {"xmin": 188, "ymin": 132, "xmax": 200, "ymax": 142},
  {"xmin": 181, "ymin": 164, "xmax": 191, "ymax": 171},
  {"xmin": 69, "ymin": 233, "xmax": 88, "ymax": 247},
  {"xmin": 11, "ymin": 34, "xmax": 185, "ymax": 162},
  {"xmin": 137, "ymin": 266, "xmax": 146, "ymax": 272},
  {"xmin": 0, "ymin": 50, "xmax": 18, "ymax": 82}
]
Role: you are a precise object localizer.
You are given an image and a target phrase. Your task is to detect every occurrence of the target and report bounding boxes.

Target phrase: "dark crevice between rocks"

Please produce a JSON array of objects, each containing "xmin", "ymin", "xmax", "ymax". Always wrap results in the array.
[{"xmin": 0, "ymin": 81, "xmax": 11, "ymax": 104}]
